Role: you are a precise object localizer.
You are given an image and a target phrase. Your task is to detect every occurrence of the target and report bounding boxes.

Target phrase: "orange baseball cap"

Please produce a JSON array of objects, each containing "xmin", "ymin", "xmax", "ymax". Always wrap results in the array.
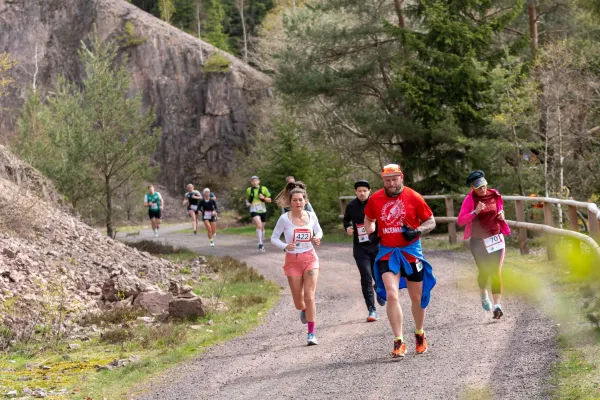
[{"xmin": 381, "ymin": 163, "xmax": 403, "ymax": 177}]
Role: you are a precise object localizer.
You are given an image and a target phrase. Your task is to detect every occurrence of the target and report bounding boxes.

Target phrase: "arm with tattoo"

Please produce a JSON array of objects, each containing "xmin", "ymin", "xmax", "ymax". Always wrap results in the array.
[{"xmin": 418, "ymin": 216, "xmax": 436, "ymax": 235}]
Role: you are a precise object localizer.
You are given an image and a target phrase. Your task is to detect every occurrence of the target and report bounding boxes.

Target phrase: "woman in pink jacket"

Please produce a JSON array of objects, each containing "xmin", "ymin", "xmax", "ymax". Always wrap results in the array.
[{"xmin": 457, "ymin": 171, "xmax": 511, "ymax": 319}]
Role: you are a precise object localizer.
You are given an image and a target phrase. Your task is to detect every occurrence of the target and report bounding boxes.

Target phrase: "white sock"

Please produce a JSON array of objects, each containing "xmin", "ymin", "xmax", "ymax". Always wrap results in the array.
[
  {"xmin": 494, "ymin": 304, "xmax": 501, "ymax": 309},
  {"xmin": 257, "ymin": 229, "xmax": 263, "ymax": 245}
]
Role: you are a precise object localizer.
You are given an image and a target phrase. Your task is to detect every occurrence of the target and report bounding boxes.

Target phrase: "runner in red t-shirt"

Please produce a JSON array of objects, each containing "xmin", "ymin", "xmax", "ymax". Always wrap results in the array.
[{"xmin": 364, "ymin": 164, "xmax": 436, "ymax": 357}]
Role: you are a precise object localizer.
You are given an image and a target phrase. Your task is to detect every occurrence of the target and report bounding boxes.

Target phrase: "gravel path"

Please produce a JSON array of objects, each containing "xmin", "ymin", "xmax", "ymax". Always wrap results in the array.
[{"xmin": 126, "ymin": 225, "xmax": 557, "ymax": 400}]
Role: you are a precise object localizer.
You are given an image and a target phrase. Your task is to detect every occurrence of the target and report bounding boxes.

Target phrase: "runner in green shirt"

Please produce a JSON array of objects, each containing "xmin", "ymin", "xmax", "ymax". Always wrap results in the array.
[
  {"xmin": 144, "ymin": 185, "xmax": 164, "ymax": 237},
  {"xmin": 245, "ymin": 176, "xmax": 272, "ymax": 252}
]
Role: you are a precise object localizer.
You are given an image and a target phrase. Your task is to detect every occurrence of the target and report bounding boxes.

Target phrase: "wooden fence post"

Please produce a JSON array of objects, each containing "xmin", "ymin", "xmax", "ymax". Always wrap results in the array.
[
  {"xmin": 339, "ymin": 198, "xmax": 348, "ymax": 220},
  {"xmin": 567, "ymin": 205, "xmax": 581, "ymax": 256},
  {"xmin": 543, "ymin": 202, "xmax": 556, "ymax": 260},
  {"xmin": 589, "ymin": 210, "xmax": 600, "ymax": 244},
  {"xmin": 515, "ymin": 200, "xmax": 529, "ymax": 255},
  {"xmin": 445, "ymin": 197, "xmax": 457, "ymax": 244}
]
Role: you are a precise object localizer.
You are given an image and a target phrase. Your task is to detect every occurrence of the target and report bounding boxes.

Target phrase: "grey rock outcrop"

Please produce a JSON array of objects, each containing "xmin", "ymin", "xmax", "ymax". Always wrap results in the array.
[
  {"xmin": 133, "ymin": 290, "xmax": 174, "ymax": 314},
  {"xmin": 169, "ymin": 298, "xmax": 206, "ymax": 319},
  {"xmin": 0, "ymin": 0, "xmax": 272, "ymax": 192}
]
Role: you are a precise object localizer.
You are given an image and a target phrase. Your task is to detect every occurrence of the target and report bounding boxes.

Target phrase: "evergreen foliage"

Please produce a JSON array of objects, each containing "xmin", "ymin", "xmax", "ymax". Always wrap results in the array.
[
  {"xmin": 130, "ymin": 0, "xmax": 275, "ymax": 56},
  {"xmin": 15, "ymin": 31, "xmax": 161, "ymax": 237}
]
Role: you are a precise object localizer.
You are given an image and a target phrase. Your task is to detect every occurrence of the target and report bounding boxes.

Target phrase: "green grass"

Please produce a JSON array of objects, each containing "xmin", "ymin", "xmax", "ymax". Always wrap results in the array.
[
  {"xmin": 421, "ymin": 235, "xmax": 600, "ymax": 399},
  {"xmin": 439, "ymin": 237, "xmax": 600, "ymax": 399},
  {"xmin": 176, "ymin": 224, "xmax": 354, "ymax": 244},
  {"xmin": 0, "ymin": 252, "xmax": 280, "ymax": 400},
  {"xmin": 176, "ymin": 225, "xmax": 271, "ymax": 236},
  {"xmin": 421, "ymin": 235, "xmax": 469, "ymax": 252}
]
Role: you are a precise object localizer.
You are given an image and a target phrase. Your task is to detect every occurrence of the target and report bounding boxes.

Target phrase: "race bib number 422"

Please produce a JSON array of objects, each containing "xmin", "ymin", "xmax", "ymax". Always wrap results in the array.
[
  {"xmin": 294, "ymin": 228, "xmax": 312, "ymax": 250},
  {"xmin": 484, "ymin": 234, "xmax": 505, "ymax": 253}
]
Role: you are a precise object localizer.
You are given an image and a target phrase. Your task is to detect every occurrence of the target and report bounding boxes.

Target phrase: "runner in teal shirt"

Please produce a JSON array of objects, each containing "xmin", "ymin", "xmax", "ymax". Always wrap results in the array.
[{"xmin": 144, "ymin": 185, "xmax": 164, "ymax": 237}]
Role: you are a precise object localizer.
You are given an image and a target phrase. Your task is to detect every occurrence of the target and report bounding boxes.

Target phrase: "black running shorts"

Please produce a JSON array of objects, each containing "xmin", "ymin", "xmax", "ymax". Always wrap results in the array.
[
  {"xmin": 378, "ymin": 259, "xmax": 424, "ymax": 282},
  {"xmin": 148, "ymin": 209, "xmax": 161, "ymax": 220},
  {"xmin": 250, "ymin": 212, "xmax": 266, "ymax": 222}
]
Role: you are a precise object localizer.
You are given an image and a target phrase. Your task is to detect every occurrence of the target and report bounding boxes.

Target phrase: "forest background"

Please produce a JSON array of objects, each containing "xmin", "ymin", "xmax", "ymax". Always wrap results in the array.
[{"xmin": 7, "ymin": 0, "xmax": 600, "ymax": 230}]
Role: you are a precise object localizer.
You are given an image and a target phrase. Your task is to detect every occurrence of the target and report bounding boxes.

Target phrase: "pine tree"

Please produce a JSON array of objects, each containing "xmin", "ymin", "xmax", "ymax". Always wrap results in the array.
[{"xmin": 16, "ymin": 31, "xmax": 161, "ymax": 237}]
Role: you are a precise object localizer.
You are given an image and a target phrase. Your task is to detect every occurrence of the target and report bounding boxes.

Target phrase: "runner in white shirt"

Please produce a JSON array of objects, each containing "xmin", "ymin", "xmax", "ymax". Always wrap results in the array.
[{"xmin": 271, "ymin": 182, "xmax": 323, "ymax": 346}]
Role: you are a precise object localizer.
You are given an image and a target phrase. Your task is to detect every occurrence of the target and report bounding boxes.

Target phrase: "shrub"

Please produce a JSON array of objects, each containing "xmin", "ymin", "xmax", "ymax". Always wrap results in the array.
[
  {"xmin": 80, "ymin": 307, "xmax": 147, "ymax": 327},
  {"xmin": 233, "ymin": 294, "xmax": 268, "ymax": 309},
  {"xmin": 124, "ymin": 239, "xmax": 190, "ymax": 255},
  {"xmin": 138, "ymin": 324, "xmax": 187, "ymax": 349},
  {"xmin": 117, "ymin": 21, "xmax": 147, "ymax": 48},
  {"xmin": 206, "ymin": 256, "xmax": 264, "ymax": 283},
  {"xmin": 100, "ymin": 327, "xmax": 134, "ymax": 345},
  {"xmin": 202, "ymin": 52, "xmax": 231, "ymax": 73}
]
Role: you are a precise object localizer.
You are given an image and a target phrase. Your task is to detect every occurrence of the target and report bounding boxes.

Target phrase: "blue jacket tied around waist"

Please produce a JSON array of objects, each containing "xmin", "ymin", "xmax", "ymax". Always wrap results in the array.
[{"xmin": 374, "ymin": 240, "xmax": 436, "ymax": 309}]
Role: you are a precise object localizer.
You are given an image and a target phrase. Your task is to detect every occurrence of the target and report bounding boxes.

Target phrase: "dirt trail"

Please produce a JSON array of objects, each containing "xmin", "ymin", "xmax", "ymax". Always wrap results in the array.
[{"xmin": 126, "ymin": 225, "xmax": 556, "ymax": 400}]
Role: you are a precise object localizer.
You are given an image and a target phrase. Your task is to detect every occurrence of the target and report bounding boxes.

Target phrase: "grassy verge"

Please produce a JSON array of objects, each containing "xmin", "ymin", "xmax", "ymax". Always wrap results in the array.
[
  {"xmin": 0, "ymin": 251, "xmax": 279, "ymax": 400},
  {"xmin": 176, "ymin": 224, "xmax": 354, "ymax": 244},
  {"xmin": 427, "ymin": 236, "xmax": 600, "ymax": 399},
  {"xmin": 497, "ymin": 246, "xmax": 600, "ymax": 399}
]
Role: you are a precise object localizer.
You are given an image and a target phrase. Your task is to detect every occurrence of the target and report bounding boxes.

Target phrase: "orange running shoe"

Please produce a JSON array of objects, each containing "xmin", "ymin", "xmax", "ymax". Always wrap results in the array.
[
  {"xmin": 392, "ymin": 339, "xmax": 407, "ymax": 358},
  {"xmin": 415, "ymin": 333, "xmax": 428, "ymax": 354}
]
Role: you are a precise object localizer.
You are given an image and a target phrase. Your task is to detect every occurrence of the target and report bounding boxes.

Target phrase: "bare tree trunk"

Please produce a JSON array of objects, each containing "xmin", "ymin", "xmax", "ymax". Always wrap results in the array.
[
  {"xmin": 544, "ymin": 104, "xmax": 550, "ymax": 198},
  {"xmin": 511, "ymin": 123, "xmax": 525, "ymax": 196},
  {"xmin": 239, "ymin": 0, "xmax": 248, "ymax": 63},
  {"xmin": 393, "ymin": 0, "xmax": 406, "ymax": 28},
  {"xmin": 105, "ymin": 176, "xmax": 114, "ymax": 238},
  {"xmin": 196, "ymin": 1, "xmax": 203, "ymax": 63},
  {"xmin": 33, "ymin": 44, "xmax": 38, "ymax": 92},
  {"xmin": 557, "ymin": 103, "xmax": 564, "ymax": 227},
  {"xmin": 528, "ymin": 0, "xmax": 538, "ymax": 56}
]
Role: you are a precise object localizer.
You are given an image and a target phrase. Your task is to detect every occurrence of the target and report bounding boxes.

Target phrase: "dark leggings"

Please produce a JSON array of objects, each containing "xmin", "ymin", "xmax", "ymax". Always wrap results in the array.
[
  {"xmin": 353, "ymin": 246, "xmax": 378, "ymax": 311},
  {"xmin": 469, "ymin": 237, "xmax": 505, "ymax": 295}
]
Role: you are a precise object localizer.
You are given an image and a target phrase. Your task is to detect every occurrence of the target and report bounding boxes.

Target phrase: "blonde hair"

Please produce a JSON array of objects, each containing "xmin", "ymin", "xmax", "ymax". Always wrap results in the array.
[
  {"xmin": 203, "ymin": 188, "xmax": 210, "ymax": 194},
  {"xmin": 275, "ymin": 181, "xmax": 308, "ymax": 209}
]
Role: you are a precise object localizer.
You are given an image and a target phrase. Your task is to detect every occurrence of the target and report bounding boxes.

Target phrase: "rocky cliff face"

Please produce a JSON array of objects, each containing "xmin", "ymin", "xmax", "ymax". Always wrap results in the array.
[{"xmin": 0, "ymin": 0, "xmax": 272, "ymax": 193}]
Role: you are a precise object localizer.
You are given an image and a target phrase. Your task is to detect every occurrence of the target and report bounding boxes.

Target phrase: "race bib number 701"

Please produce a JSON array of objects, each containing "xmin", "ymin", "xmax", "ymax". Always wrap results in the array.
[{"xmin": 484, "ymin": 234, "xmax": 505, "ymax": 253}]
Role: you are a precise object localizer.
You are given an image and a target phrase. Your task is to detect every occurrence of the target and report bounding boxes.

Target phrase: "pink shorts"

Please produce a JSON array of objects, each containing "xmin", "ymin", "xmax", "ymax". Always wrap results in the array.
[{"xmin": 283, "ymin": 249, "xmax": 320, "ymax": 277}]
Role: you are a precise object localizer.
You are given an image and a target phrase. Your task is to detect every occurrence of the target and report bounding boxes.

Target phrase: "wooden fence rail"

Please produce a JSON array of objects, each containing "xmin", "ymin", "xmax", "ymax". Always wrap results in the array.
[{"xmin": 339, "ymin": 194, "xmax": 600, "ymax": 261}]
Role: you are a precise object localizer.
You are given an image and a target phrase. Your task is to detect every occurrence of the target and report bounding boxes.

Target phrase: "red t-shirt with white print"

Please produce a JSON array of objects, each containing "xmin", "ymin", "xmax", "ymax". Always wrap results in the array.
[{"xmin": 364, "ymin": 187, "xmax": 433, "ymax": 262}]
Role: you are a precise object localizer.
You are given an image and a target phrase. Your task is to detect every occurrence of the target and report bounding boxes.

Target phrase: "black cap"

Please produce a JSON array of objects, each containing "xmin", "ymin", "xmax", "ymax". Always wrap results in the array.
[
  {"xmin": 466, "ymin": 170, "xmax": 487, "ymax": 188},
  {"xmin": 354, "ymin": 180, "xmax": 371, "ymax": 190}
]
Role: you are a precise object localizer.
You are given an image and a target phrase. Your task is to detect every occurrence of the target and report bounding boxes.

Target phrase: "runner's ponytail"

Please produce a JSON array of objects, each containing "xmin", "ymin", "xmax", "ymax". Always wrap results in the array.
[{"xmin": 275, "ymin": 181, "xmax": 308, "ymax": 209}]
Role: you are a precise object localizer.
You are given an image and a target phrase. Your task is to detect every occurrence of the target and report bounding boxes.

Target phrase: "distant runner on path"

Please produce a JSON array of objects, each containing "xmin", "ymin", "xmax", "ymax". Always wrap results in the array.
[
  {"xmin": 271, "ymin": 182, "xmax": 323, "ymax": 346},
  {"xmin": 183, "ymin": 184, "xmax": 202, "ymax": 235},
  {"xmin": 144, "ymin": 185, "xmax": 164, "ymax": 237},
  {"xmin": 246, "ymin": 176, "xmax": 272, "ymax": 252},
  {"xmin": 199, "ymin": 188, "xmax": 218, "ymax": 247},
  {"xmin": 457, "ymin": 170, "xmax": 511, "ymax": 320},
  {"xmin": 343, "ymin": 179, "xmax": 380, "ymax": 322},
  {"xmin": 364, "ymin": 164, "xmax": 436, "ymax": 358}
]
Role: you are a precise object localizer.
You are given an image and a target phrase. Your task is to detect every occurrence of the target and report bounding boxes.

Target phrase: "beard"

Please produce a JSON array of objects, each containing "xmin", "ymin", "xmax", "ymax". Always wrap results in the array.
[{"xmin": 384, "ymin": 185, "xmax": 404, "ymax": 197}]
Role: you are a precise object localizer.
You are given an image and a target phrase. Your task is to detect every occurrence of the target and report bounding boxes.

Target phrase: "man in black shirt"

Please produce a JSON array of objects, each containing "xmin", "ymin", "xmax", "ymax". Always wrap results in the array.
[{"xmin": 343, "ymin": 180, "xmax": 382, "ymax": 322}]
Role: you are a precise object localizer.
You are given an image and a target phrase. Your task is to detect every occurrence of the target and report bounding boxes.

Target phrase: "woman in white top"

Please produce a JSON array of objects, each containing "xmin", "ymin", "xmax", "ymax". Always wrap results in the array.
[{"xmin": 271, "ymin": 182, "xmax": 323, "ymax": 346}]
